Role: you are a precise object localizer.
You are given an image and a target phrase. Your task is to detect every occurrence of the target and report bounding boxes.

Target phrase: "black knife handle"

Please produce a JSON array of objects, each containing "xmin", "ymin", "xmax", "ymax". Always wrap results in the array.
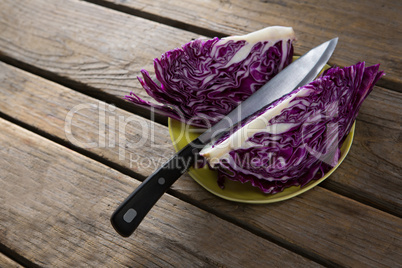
[{"xmin": 111, "ymin": 137, "xmax": 204, "ymax": 237}]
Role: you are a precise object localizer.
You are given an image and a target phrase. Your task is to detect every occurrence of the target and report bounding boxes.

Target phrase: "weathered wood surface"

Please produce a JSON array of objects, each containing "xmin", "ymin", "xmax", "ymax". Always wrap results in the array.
[
  {"xmin": 0, "ymin": 117, "xmax": 321, "ymax": 267},
  {"xmin": 0, "ymin": 254, "xmax": 23, "ymax": 268},
  {"xmin": 1, "ymin": 0, "xmax": 400, "ymax": 96},
  {"xmin": 1, "ymin": 0, "xmax": 401, "ymax": 266},
  {"xmin": 95, "ymin": 0, "xmax": 402, "ymax": 91},
  {"xmin": 1, "ymin": 0, "xmax": 402, "ymax": 215},
  {"xmin": 0, "ymin": 0, "xmax": 199, "ymax": 109},
  {"xmin": 1, "ymin": 62, "xmax": 401, "ymax": 267},
  {"xmin": 321, "ymin": 87, "xmax": 402, "ymax": 214},
  {"xmin": 1, "ymin": 61, "xmax": 400, "ymax": 216}
]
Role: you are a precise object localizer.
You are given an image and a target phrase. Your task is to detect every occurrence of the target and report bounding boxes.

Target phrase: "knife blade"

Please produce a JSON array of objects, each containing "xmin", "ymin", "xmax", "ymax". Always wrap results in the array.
[{"xmin": 111, "ymin": 37, "xmax": 338, "ymax": 237}]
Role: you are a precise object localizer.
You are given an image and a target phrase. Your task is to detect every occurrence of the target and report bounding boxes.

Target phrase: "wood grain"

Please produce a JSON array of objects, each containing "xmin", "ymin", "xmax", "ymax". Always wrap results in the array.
[
  {"xmin": 1, "ymin": 62, "xmax": 401, "ymax": 266},
  {"xmin": 0, "ymin": 0, "xmax": 399, "ymax": 122},
  {"xmin": 0, "ymin": 254, "xmax": 23, "ymax": 268},
  {"xmin": 92, "ymin": 0, "xmax": 402, "ymax": 91},
  {"xmin": 321, "ymin": 87, "xmax": 402, "ymax": 213},
  {"xmin": 0, "ymin": 117, "xmax": 320, "ymax": 267},
  {"xmin": 0, "ymin": 0, "xmax": 200, "ymax": 105},
  {"xmin": 173, "ymin": 184, "xmax": 402, "ymax": 268},
  {"xmin": 0, "ymin": 0, "xmax": 401, "ymax": 266},
  {"xmin": 1, "ymin": 61, "xmax": 400, "ymax": 215}
]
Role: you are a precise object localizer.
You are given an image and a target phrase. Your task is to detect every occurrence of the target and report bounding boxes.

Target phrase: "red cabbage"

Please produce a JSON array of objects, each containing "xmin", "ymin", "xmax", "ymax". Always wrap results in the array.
[
  {"xmin": 200, "ymin": 62, "xmax": 384, "ymax": 194},
  {"xmin": 126, "ymin": 26, "xmax": 296, "ymax": 127}
]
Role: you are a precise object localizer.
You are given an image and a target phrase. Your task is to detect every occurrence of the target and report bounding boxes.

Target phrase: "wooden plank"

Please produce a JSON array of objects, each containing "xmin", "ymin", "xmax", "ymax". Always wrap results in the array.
[
  {"xmin": 1, "ymin": 61, "xmax": 401, "ymax": 266},
  {"xmin": 0, "ymin": 0, "xmax": 200, "ymax": 105},
  {"xmin": 321, "ymin": 87, "xmax": 402, "ymax": 213},
  {"xmin": 0, "ymin": 254, "xmax": 23, "ymax": 268},
  {"xmin": 95, "ymin": 0, "xmax": 402, "ymax": 91},
  {"xmin": 0, "ymin": 118, "xmax": 320, "ymax": 267},
  {"xmin": 175, "ymin": 184, "xmax": 402, "ymax": 268}
]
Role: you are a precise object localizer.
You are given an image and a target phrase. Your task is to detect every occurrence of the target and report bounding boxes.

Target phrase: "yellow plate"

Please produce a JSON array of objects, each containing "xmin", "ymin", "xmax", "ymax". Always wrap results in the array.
[
  {"xmin": 169, "ymin": 118, "xmax": 355, "ymax": 203},
  {"xmin": 168, "ymin": 58, "xmax": 354, "ymax": 203}
]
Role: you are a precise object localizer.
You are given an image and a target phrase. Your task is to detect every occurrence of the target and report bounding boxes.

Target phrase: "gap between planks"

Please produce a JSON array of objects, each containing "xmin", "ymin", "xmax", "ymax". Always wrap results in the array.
[
  {"xmin": 0, "ymin": 56, "xmax": 169, "ymax": 128},
  {"xmin": 83, "ymin": 0, "xmax": 226, "ymax": 39},
  {"xmin": 0, "ymin": 249, "xmax": 27, "ymax": 268}
]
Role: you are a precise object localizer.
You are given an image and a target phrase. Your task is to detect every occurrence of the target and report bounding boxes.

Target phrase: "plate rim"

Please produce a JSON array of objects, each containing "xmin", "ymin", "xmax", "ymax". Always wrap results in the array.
[{"xmin": 168, "ymin": 118, "xmax": 355, "ymax": 203}]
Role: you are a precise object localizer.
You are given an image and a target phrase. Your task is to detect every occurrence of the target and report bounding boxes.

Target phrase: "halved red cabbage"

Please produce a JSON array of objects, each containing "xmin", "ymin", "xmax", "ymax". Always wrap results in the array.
[
  {"xmin": 126, "ymin": 26, "xmax": 296, "ymax": 127},
  {"xmin": 200, "ymin": 62, "xmax": 384, "ymax": 194}
]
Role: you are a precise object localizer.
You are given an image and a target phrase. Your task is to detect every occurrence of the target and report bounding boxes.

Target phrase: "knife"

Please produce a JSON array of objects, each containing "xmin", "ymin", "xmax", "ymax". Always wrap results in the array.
[{"xmin": 111, "ymin": 37, "xmax": 338, "ymax": 237}]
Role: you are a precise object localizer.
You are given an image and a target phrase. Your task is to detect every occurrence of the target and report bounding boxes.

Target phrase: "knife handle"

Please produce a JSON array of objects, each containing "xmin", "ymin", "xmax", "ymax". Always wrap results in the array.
[{"xmin": 111, "ymin": 137, "xmax": 204, "ymax": 237}]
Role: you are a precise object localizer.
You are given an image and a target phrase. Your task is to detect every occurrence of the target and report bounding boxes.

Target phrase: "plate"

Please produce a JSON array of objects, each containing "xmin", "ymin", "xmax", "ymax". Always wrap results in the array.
[
  {"xmin": 168, "ymin": 118, "xmax": 355, "ymax": 203},
  {"xmin": 168, "ymin": 58, "xmax": 354, "ymax": 203}
]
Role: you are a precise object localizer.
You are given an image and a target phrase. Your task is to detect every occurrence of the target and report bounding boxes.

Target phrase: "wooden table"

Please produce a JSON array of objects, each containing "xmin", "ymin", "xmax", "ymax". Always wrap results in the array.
[{"xmin": 1, "ymin": 0, "xmax": 401, "ymax": 267}]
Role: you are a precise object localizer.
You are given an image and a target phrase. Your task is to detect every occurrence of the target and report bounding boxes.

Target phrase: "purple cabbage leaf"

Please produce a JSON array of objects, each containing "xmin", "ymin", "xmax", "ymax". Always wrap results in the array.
[
  {"xmin": 125, "ymin": 26, "xmax": 296, "ymax": 128},
  {"xmin": 200, "ymin": 62, "xmax": 384, "ymax": 194}
]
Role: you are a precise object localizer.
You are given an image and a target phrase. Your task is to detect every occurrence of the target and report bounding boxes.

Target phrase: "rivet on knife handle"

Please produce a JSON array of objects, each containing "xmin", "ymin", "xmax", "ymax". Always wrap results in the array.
[{"xmin": 110, "ymin": 138, "xmax": 204, "ymax": 237}]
